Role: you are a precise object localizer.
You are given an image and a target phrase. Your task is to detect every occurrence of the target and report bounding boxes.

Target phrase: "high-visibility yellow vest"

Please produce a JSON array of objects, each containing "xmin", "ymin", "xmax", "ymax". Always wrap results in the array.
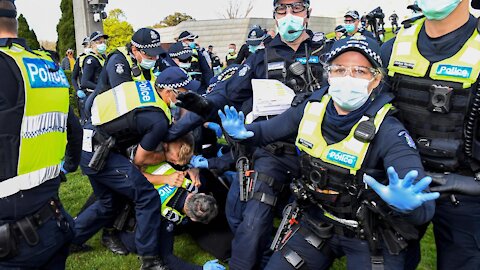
[
  {"xmin": 295, "ymin": 95, "xmax": 392, "ymax": 175},
  {"xmin": 90, "ymin": 80, "xmax": 172, "ymax": 126},
  {"xmin": 0, "ymin": 44, "xmax": 70, "ymax": 198},
  {"xmin": 145, "ymin": 162, "xmax": 198, "ymax": 224},
  {"xmin": 388, "ymin": 17, "xmax": 480, "ymax": 89},
  {"xmin": 79, "ymin": 52, "xmax": 105, "ymax": 69},
  {"xmin": 117, "ymin": 47, "xmax": 156, "ymax": 81}
]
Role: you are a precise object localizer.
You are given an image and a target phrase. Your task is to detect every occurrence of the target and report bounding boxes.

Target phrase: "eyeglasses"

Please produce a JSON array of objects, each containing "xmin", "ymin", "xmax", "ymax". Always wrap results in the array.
[
  {"xmin": 344, "ymin": 19, "xmax": 355, "ymax": 24},
  {"xmin": 327, "ymin": 65, "xmax": 379, "ymax": 79},
  {"xmin": 179, "ymin": 57, "xmax": 192, "ymax": 63},
  {"xmin": 274, "ymin": 2, "xmax": 309, "ymax": 15}
]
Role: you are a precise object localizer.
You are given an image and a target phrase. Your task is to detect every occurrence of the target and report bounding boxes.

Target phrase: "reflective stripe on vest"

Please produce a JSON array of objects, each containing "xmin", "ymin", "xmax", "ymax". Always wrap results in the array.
[
  {"xmin": 90, "ymin": 80, "xmax": 172, "ymax": 126},
  {"xmin": 79, "ymin": 52, "xmax": 105, "ymax": 69},
  {"xmin": 0, "ymin": 44, "xmax": 69, "ymax": 197},
  {"xmin": 295, "ymin": 95, "xmax": 392, "ymax": 174},
  {"xmin": 388, "ymin": 18, "xmax": 480, "ymax": 88},
  {"xmin": 226, "ymin": 53, "xmax": 237, "ymax": 61},
  {"xmin": 117, "ymin": 47, "xmax": 156, "ymax": 81},
  {"xmin": 145, "ymin": 162, "xmax": 197, "ymax": 224}
]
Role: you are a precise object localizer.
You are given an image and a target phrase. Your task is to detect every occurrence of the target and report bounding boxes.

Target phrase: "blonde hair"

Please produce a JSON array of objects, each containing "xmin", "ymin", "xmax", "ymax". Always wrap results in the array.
[{"xmin": 174, "ymin": 133, "xmax": 195, "ymax": 165}]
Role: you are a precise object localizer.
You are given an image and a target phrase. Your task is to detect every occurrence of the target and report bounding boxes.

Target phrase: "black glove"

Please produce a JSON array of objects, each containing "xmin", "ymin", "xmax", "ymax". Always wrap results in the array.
[
  {"xmin": 429, "ymin": 173, "xmax": 480, "ymax": 196},
  {"xmin": 176, "ymin": 92, "xmax": 212, "ymax": 119}
]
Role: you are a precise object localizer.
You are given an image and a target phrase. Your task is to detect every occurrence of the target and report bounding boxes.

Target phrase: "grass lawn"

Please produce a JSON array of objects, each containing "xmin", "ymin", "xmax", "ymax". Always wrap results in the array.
[{"xmin": 61, "ymin": 171, "xmax": 436, "ymax": 270}]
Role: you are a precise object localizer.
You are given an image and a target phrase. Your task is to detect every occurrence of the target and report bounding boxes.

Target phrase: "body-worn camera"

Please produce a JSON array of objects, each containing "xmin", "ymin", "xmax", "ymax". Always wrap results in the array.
[{"xmin": 428, "ymin": 85, "xmax": 453, "ymax": 114}]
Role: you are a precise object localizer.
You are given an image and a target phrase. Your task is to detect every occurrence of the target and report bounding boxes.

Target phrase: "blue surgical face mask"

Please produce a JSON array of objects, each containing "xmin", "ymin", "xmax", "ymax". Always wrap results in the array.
[
  {"xmin": 248, "ymin": 45, "xmax": 258, "ymax": 53},
  {"xmin": 416, "ymin": 0, "xmax": 462, "ymax": 20},
  {"xmin": 96, "ymin": 43, "xmax": 107, "ymax": 54},
  {"xmin": 277, "ymin": 13, "xmax": 305, "ymax": 42},
  {"xmin": 328, "ymin": 76, "xmax": 372, "ymax": 111},
  {"xmin": 344, "ymin": 23, "xmax": 356, "ymax": 34},
  {"xmin": 140, "ymin": 58, "xmax": 156, "ymax": 70},
  {"xmin": 189, "ymin": 42, "xmax": 196, "ymax": 49},
  {"xmin": 179, "ymin": 62, "xmax": 192, "ymax": 69}
]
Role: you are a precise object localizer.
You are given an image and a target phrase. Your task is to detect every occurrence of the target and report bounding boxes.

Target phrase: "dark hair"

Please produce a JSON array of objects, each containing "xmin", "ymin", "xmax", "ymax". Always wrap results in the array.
[
  {"xmin": 0, "ymin": 1, "xmax": 17, "ymax": 34},
  {"xmin": 229, "ymin": 43, "xmax": 236, "ymax": 47},
  {"xmin": 185, "ymin": 193, "xmax": 218, "ymax": 224}
]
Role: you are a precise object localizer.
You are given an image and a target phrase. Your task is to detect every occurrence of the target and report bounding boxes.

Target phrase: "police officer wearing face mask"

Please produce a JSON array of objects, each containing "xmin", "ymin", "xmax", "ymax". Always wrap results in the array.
[
  {"xmin": 343, "ymin": 10, "xmax": 375, "ymax": 39},
  {"xmin": 72, "ymin": 36, "xmax": 91, "ymax": 124},
  {"xmin": 219, "ymin": 35, "xmax": 438, "ymax": 270},
  {"xmin": 164, "ymin": 1, "xmax": 328, "ymax": 269},
  {"xmin": 73, "ymin": 67, "xmax": 197, "ymax": 270},
  {"xmin": 381, "ymin": 0, "xmax": 480, "ymax": 269},
  {"xmin": 235, "ymin": 25, "xmax": 268, "ymax": 65},
  {"xmin": 80, "ymin": 31, "xmax": 108, "ymax": 97},
  {"xmin": 0, "ymin": 0, "xmax": 83, "ymax": 268},
  {"xmin": 177, "ymin": 31, "xmax": 213, "ymax": 95}
]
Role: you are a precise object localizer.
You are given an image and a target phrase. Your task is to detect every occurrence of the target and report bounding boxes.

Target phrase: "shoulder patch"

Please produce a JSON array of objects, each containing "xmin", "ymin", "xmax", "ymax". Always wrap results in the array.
[
  {"xmin": 398, "ymin": 131, "xmax": 416, "ymax": 149},
  {"xmin": 312, "ymin": 32, "xmax": 325, "ymax": 43},
  {"xmin": 86, "ymin": 58, "xmax": 92, "ymax": 65},
  {"xmin": 238, "ymin": 64, "xmax": 250, "ymax": 77},
  {"xmin": 115, "ymin": 63, "xmax": 125, "ymax": 74}
]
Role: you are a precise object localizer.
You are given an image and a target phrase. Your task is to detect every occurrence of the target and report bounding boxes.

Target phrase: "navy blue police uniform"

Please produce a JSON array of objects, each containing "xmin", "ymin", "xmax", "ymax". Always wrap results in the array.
[
  {"xmin": 381, "ymin": 14, "xmax": 480, "ymax": 270},
  {"xmin": 166, "ymin": 29, "xmax": 328, "ymax": 270},
  {"xmin": 0, "ymin": 34, "xmax": 82, "ymax": 269},
  {"xmin": 73, "ymin": 29, "xmax": 172, "ymax": 263}
]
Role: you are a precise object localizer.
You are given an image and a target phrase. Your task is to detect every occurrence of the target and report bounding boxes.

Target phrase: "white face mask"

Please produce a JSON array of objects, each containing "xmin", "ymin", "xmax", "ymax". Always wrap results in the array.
[
  {"xmin": 140, "ymin": 58, "xmax": 156, "ymax": 70},
  {"xmin": 228, "ymin": 48, "xmax": 235, "ymax": 54},
  {"xmin": 328, "ymin": 76, "xmax": 372, "ymax": 111},
  {"xmin": 179, "ymin": 62, "xmax": 192, "ymax": 69}
]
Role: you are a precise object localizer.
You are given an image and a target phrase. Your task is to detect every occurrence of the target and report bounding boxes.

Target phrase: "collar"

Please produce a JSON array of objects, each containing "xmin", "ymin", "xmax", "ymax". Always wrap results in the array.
[{"xmin": 0, "ymin": 38, "xmax": 28, "ymax": 49}]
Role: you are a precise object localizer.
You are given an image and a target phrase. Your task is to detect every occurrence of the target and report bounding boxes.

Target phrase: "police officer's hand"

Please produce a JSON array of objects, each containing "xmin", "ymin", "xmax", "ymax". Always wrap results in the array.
[
  {"xmin": 190, "ymin": 155, "xmax": 209, "ymax": 169},
  {"xmin": 77, "ymin": 90, "xmax": 86, "ymax": 99},
  {"xmin": 167, "ymin": 171, "xmax": 185, "ymax": 187},
  {"xmin": 60, "ymin": 161, "xmax": 68, "ymax": 175},
  {"xmin": 204, "ymin": 122, "xmax": 223, "ymax": 138},
  {"xmin": 187, "ymin": 168, "xmax": 202, "ymax": 187},
  {"xmin": 218, "ymin": 105, "xmax": 254, "ymax": 140},
  {"xmin": 203, "ymin": 259, "xmax": 225, "ymax": 270},
  {"xmin": 363, "ymin": 167, "xmax": 440, "ymax": 212},
  {"xmin": 176, "ymin": 92, "xmax": 212, "ymax": 118},
  {"xmin": 430, "ymin": 173, "xmax": 480, "ymax": 196}
]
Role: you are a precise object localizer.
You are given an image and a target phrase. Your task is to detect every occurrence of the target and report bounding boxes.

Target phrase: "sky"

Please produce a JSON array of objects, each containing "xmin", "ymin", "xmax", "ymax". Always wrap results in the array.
[{"xmin": 16, "ymin": 0, "xmax": 418, "ymax": 41}]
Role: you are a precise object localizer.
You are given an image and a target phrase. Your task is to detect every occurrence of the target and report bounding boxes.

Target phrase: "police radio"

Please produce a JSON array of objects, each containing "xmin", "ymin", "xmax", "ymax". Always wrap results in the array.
[{"xmin": 131, "ymin": 64, "xmax": 142, "ymax": 78}]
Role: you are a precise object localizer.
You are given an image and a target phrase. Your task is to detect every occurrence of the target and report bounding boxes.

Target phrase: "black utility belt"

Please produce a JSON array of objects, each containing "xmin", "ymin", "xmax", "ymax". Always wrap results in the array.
[{"xmin": 0, "ymin": 200, "xmax": 62, "ymax": 260}]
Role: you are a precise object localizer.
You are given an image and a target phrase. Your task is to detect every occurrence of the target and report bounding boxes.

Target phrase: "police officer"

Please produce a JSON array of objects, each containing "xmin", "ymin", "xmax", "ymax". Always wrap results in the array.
[
  {"xmin": 167, "ymin": 1, "xmax": 328, "ymax": 269},
  {"xmin": 75, "ymin": 66, "xmax": 197, "ymax": 269},
  {"xmin": 177, "ymin": 31, "xmax": 213, "ymax": 94},
  {"xmin": 118, "ymin": 149, "xmax": 223, "ymax": 270},
  {"xmin": 381, "ymin": 0, "xmax": 480, "ymax": 269},
  {"xmin": 219, "ymin": 35, "xmax": 438, "ymax": 270},
  {"xmin": 80, "ymin": 31, "xmax": 108, "ymax": 96},
  {"xmin": 343, "ymin": 10, "xmax": 375, "ymax": 39},
  {"xmin": 0, "ymin": 0, "xmax": 82, "ymax": 268},
  {"xmin": 333, "ymin": 25, "xmax": 346, "ymax": 41},
  {"xmin": 72, "ymin": 36, "xmax": 91, "ymax": 124},
  {"xmin": 167, "ymin": 42, "xmax": 207, "ymax": 94}
]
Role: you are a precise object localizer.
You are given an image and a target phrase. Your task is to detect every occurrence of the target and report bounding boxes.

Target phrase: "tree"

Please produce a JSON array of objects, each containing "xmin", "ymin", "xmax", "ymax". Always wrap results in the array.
[
  {"xmin": 17, "ymin": 14, "xmax": 40, "ymax": 49},
  {"xmin": 56, "ymin": 0, "xmax": 75, "ymax": 58},
  {"xmin": 222, "ymin": 0, "xmax": 254, "ymax": 19},
  {"xmin": 103, "ymin": 9, "xmax": 134, "ymax": 54},
  {"xmin": 152, "ymin": 12, "xmax": 194, "ymax": 28}
]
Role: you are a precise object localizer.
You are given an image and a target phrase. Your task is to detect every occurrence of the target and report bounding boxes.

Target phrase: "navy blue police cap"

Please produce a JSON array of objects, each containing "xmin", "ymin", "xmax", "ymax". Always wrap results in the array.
[
  {"xmin": 0, "ymin": 0, "xmax": 16, "ymax": 18},
  {"xmin": 327, "ymin": 35, "xmax": 382, "ymax": 68},
  {"xmin": 82, "ymin": 36, "xmax": 90, "ymax": 46},
  {"xmin": 246, "ymin": 26, "xmax": 267, "ymax": 46},
  {"xmin": 89, "ymin": 31, "xmax": 109, "ymax": 42},
  {"xmin": 178, "ymin": 31, "xmax": 198, "ymax": 41},
  {"xmin": 335, "ymin": 25, "xmax": 346, "ymax": 33},
  {"xmin": 131, "ymin": 28, "xmax": 165, "ymax": 57},
  {"xmin": 168, "ymin": 42, "xmax": 193, "ymax": 61},
  {"xmin": 344, "ymin": 10, "xmax": 360, "ymax": 20},
  {"xmin": 155, "ymin": 67, "xmax": 200, "ymax": 92}
]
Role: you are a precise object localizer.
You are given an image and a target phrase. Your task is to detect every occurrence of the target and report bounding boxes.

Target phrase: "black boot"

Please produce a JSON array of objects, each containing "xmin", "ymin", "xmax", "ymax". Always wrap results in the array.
[
  {"xmin": 101, "ymin": 228, "xmax": 129, "ymax": 255},
  {"xmin": 69, "ymin": 243, "xmax": 93, "ymax": 253},
  {"xmin": 140, "ymin": 256, "xmax": 170, "ymax": 270}
]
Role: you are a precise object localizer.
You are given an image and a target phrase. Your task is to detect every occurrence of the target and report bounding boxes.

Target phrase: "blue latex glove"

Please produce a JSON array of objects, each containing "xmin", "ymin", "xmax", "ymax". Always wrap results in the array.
[
  {"xmin": 205, "ymin": 122, "xmax": 223, "ymax": 138},
  {"xmin": 218, "ymin": 105, "xmax": 254, "ymax": 140},
  {"xmin": 217, "ymin": 146, "xmax": 224, "ymax": 158},
  {"xmin": 363, "ymin": 167, "xmax": 440, "ymax": 212},
  {"xmin": 60, "ymin": 161, "xmax": 68, "ymax": 175},
  {"xmin": 190, "ymin": 155, "xmax": 209, "ymax": 169},
  {"xmin": 77, "ymin": 90, "xmax": 86, "ymax": 99},
  {"xmin": 203, "ymin": 259, "xmax": 225, "ymax": 270}
]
